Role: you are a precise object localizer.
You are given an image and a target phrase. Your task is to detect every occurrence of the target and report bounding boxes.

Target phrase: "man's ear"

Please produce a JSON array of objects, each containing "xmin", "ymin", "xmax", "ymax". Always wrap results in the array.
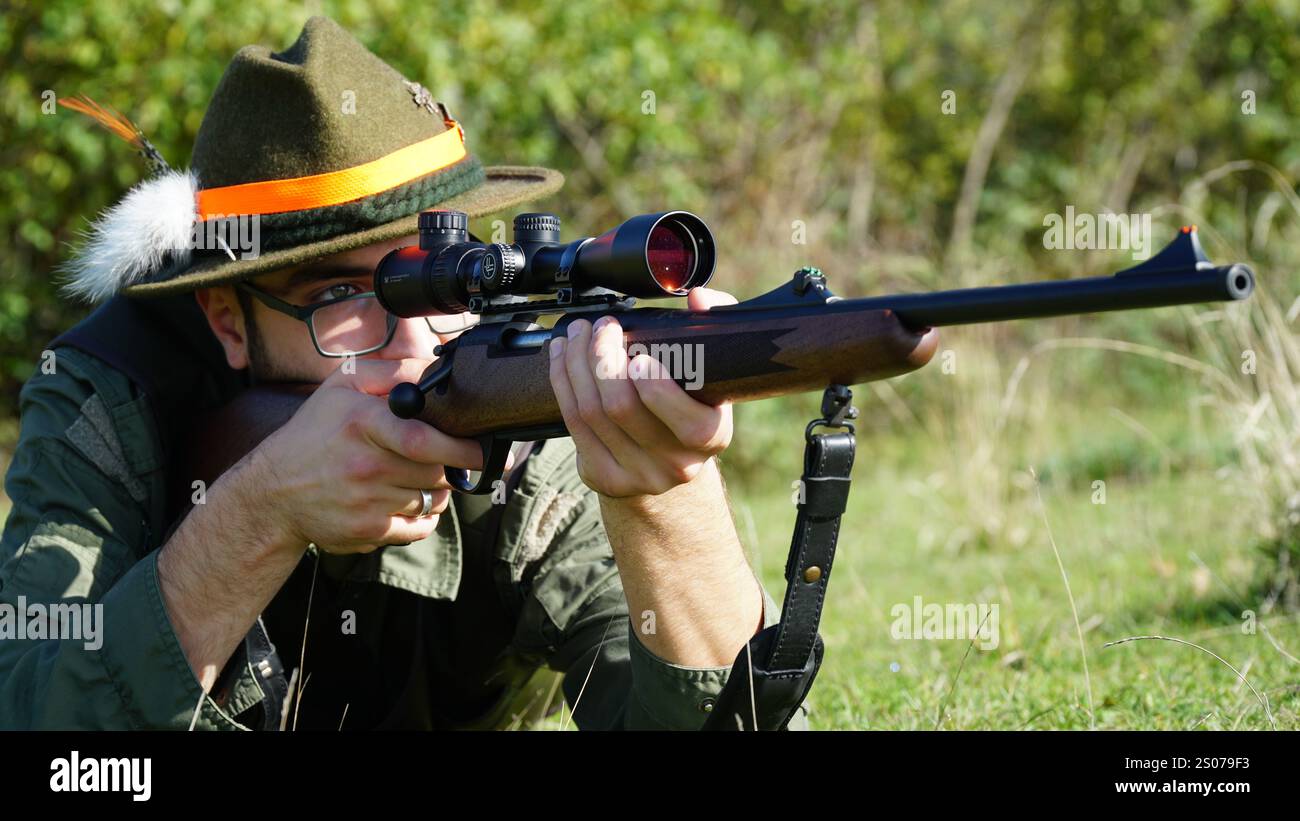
[{"xmin": 194, "ymin": 285, "xmax": 250, "ymax": 371}]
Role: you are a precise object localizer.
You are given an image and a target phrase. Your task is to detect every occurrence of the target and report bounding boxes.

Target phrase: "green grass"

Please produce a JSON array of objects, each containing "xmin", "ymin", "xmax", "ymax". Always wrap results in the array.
[
  {"xmin": 722, "ymin": 364, "xmax": 1299, "ymax": 730},
  {"xmin": 735, "ymin": 469, "xmax": 1297, "ymax": 730}
]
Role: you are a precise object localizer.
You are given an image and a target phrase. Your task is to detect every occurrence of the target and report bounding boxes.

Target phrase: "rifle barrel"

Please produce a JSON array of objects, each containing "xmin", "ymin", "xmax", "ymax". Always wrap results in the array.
[{"xmin": 850, "ymin": 264, "xmax": 1254, "ymax": 329}]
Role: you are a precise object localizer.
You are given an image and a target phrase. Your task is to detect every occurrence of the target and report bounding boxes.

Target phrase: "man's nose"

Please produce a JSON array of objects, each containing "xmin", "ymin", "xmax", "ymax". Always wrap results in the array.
[{"xmin": 378, "ymin": 316, "xmax": 440, "ymax": 360}]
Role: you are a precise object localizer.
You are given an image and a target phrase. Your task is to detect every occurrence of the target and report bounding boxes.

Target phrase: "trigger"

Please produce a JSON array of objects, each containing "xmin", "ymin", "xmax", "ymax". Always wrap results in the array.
[{"xmin": 444, "ymin": 435, "xmax": 513, "ymax": 495}]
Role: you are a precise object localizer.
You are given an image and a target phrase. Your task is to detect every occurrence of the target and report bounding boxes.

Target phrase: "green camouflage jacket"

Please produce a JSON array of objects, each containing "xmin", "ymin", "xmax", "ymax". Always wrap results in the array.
[{"xmin": 0, "ymin": 344, "xmax": 790, "ymax": 730}]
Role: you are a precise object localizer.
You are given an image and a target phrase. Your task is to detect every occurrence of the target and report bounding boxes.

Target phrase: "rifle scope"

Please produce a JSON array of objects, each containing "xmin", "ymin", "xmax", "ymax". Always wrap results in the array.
[{"xmin": 374, "ymin": 209, "xmax": 715, "ymax": 317}]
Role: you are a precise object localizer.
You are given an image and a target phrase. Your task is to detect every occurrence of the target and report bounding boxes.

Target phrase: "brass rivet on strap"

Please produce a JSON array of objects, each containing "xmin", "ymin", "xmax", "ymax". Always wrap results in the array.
[
  {"xmin": 699, "ymin": 697, "xmax": 716, "ymax": 713},
  {"xmin": 803, "ymin": 566, "xmax": 823, "ymax": 583}
]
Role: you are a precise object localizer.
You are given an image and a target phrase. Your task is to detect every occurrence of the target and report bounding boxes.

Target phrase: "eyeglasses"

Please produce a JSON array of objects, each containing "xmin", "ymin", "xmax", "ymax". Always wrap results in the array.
[{"xmin": 236, "ymin": 282, "xmax": 479, "ymax": 358}]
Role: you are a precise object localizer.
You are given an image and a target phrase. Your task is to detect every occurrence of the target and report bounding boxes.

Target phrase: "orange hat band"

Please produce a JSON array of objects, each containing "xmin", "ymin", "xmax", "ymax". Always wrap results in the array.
[{"xmin": 196, "ymin": 120, "xmax": 468, "ymax": 220}]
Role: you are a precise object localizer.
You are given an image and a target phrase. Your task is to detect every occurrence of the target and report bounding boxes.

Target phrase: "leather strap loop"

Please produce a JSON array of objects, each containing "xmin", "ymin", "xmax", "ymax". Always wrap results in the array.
[
  {"xmin": 770, "ymin": 430, "xmax": 854, "ymax": 672},
  {"xmin": 704, "ymin": 391, "xmax": 856, "ymax": 730},
  {"xmin": 799, "ymin": 475, "xmax": 852, "ymax": 520}
]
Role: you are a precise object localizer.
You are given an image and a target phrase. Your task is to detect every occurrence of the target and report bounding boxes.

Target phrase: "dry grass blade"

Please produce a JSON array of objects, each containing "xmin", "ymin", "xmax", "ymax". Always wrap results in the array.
[
  {"xmin": 933, "ymin": 608, "xmax": 992, "ymax": 730},
  {"xmin": 560, "ymin": 613, "xmax": 620, "ymax": 731},
  {"xmin": 279, "ymin": 667, "xmax": 300, "ymax": 732},
  {"xmin": 1103, "ymin": 634, "xmax": 1277, "ymax": 729},
  {"xmin": 187, "ymin": 688, "xmax": 206, "ymax": 731},
  {"xmin": 1190, "ymin": 711, "xmax": 1217, "ymax": 729},
  {"xmin": 1187, "ymin": 550, "xmax": 1300, "ymax": 668},
  {"xmin": 1030, "ymin": 467, "xmax": 1096, "ymax": 729},
  {"xmin": 744, "ymin": 640, "xmax": 757, "ymax": 730},
  {"xmin": 291, "ymin": 551, "xmax": 321, "ymax": 732},
  {"xmin": 1016, "ymin": 702, "xmax": 1061, "ymax": 730},
  {"xmin": 541, "ymin": 670, "xmax": 564, "ymax": 720},
  {"xmin": 996, "ymin": 338, "xmax": 1243, "ymax": 440},
  {"xmin": 505, "ymin": 673, "xmax": 564, "ymax": 731},
  {"xmin": 1259, "ymin": 623, "xmax": 1300, "ymax": 667}
]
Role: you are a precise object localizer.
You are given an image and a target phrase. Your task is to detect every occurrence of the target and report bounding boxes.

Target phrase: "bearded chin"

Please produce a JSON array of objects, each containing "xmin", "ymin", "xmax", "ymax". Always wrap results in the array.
[{"xmin": 243, "ymin": 317, "xmax": 302, "ymax": 385}]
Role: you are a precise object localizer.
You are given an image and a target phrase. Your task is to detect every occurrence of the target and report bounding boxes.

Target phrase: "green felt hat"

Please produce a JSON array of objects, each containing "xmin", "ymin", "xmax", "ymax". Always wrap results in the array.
[{"xmin": 65, "ymin": 16, "xmax": 563, "ymax": 301}]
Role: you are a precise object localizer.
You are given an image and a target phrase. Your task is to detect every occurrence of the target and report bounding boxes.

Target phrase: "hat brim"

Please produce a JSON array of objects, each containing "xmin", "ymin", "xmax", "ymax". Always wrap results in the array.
[{"xmin": 122, "ymin": 165, "xmax": 564, "ymax": 297}]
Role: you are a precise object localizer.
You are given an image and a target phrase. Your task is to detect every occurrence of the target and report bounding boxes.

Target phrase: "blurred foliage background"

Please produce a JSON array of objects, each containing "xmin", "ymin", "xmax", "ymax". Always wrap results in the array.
[
  {"xmin": 4, "ymin": 0, "xmax": 1297, "ymax": 413},
  {"xmin": 3, "ymin": 0, "xmax": 1300, "ymax": 728}
]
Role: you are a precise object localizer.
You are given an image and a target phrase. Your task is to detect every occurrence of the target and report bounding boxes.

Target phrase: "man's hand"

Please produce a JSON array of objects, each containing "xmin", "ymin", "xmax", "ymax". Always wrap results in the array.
[
  {"xmin": 548, "ymin": 287, "xmax": 764, "ymax": 667},
  {"xmin": 160, "ymin": 357, "xmax": 492, "ymax": 690},
  {"xmin": 241, "ymin": 358, "xmax": 489, "ymax": 554},
  {"xmin": 548, "ymin": 287, "xmax": 736, "ymax": 498}
]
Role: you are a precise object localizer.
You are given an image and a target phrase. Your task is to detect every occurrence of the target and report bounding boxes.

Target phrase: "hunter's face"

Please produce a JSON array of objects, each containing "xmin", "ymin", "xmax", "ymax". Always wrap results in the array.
[{"xmin": 197, "ymin": 234, "xmax": 465, "ymax": 383}]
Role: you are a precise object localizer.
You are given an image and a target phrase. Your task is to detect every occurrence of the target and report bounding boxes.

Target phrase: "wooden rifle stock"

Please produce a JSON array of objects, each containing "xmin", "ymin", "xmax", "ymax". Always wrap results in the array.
[
  {"xmin": 181, "ymin": 382, "xmax": 314, "ymax": 493},
  {"xmin": 411, "ymin": 300, "xmax": 936, "ymax": 438},
  {"xmin": 180, "ymin": 296, "xmax": 932, "ymax": 502}
]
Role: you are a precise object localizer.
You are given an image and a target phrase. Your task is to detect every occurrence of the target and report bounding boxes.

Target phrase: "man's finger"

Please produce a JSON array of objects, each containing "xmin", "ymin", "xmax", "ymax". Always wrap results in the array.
[
  {"xmin": 630, "ymin": 354, "xmax": 732, "ymax": 453},
  {"xmin": 362, "ymin": 485, "xmax": 449, "ymax": 517},
  {"xmin": 368, "ymin": 452, "xmax": 458, "ymax": 492},
  {"xmin": 393, "ymin": 487, "xmax": 451, "ymax": 518},
  {"xmin": 549, "ymin": 334, "xmax": 621, "ymax": 480},
  {"xmin": 564, "ymin": 321, "xmax": 640, "ymax": 452},
  {"xmin": 589, "ymin": 316, "xmax": 674, "ymax": 444},
  {"xmin": 686, "ymin": 287, "xmax": 739, "ymax": 311},
  {"xmin": 327, "ymin": 357, "xmax": 434, "ymax": 397},
  {"xmin": 377, "ymin": 514, "xmax": 442, "ymax": 546},
  {"xmin": 363, "ymin": 407, "xmax": 486, "ymax": 469}
]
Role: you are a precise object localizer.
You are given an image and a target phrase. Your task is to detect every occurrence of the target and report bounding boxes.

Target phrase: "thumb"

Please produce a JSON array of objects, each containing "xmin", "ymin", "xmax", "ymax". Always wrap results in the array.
[{"xmin": 687, "ymin": 286, "xmax": 739, "ymax": 311}]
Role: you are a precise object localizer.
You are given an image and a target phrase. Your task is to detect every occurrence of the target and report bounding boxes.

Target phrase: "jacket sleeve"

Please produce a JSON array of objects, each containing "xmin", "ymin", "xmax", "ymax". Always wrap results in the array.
[
  {"xmin": 507, "ymin": 444, "xmax": 803, "ymax": 730},
  {"xmin": 0, "ymin": 350, "xmax": 247, "ymax": 729}
]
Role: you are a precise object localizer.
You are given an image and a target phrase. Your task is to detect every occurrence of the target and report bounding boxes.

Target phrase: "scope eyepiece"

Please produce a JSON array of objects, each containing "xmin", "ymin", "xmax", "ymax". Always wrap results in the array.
[{"xmin": 374, "ymin": 208, "xmax": 715, "ymax": 318}]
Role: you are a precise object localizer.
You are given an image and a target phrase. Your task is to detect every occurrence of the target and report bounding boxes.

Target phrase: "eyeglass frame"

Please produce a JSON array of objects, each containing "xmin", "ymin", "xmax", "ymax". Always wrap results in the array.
[{"xmin": 235, "ymin": 281, "xmax": 477, "ymax": 358}]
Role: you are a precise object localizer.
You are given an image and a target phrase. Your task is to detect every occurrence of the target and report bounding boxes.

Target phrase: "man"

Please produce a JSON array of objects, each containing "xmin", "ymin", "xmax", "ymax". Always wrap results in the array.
[{"xmin": 0, "ymin": 16, "xmax": 793, "ymax": 730}]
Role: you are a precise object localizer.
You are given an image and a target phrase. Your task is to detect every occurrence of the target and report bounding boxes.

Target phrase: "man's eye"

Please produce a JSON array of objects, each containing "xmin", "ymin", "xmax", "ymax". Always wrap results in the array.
[{"xmin": 320, "ymin": 283, "xmax": 361, "ymax": 301}]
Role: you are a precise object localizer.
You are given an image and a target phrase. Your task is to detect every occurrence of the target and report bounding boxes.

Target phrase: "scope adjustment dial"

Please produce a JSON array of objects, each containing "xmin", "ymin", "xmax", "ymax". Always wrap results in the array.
[{"xmin": 481, "ymin": 243, "xmax": 525, "ymax": 292}]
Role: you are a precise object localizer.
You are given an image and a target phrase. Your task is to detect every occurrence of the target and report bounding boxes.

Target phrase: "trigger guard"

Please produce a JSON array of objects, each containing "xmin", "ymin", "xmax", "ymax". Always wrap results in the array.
[{"xmin": 445, "ymin": 435, "xmax": 513, "ymax": 495}]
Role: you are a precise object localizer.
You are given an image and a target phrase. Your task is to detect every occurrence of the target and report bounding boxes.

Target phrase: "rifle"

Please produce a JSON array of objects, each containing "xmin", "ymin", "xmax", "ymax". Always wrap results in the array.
[
  {"xmin": 372, "ymin": 214, "xmax": 1252, "ymax": 494},
  {"xmin": 188, "ymin": 210, "xmax": 1254, "ymax": 730}
]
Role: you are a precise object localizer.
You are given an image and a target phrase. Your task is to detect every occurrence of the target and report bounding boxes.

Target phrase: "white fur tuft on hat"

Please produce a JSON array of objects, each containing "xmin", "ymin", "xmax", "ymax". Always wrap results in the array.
[{"xmin": 60, "ymin": 169, "xmax": 199, "ymax": 303}]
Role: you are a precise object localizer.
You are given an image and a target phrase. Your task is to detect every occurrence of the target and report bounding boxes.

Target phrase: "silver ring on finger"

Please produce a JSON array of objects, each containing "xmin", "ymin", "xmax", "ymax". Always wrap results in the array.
[{"xmin": 417, "ymin": 488, "xmax": 435, "ymax": 518}]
